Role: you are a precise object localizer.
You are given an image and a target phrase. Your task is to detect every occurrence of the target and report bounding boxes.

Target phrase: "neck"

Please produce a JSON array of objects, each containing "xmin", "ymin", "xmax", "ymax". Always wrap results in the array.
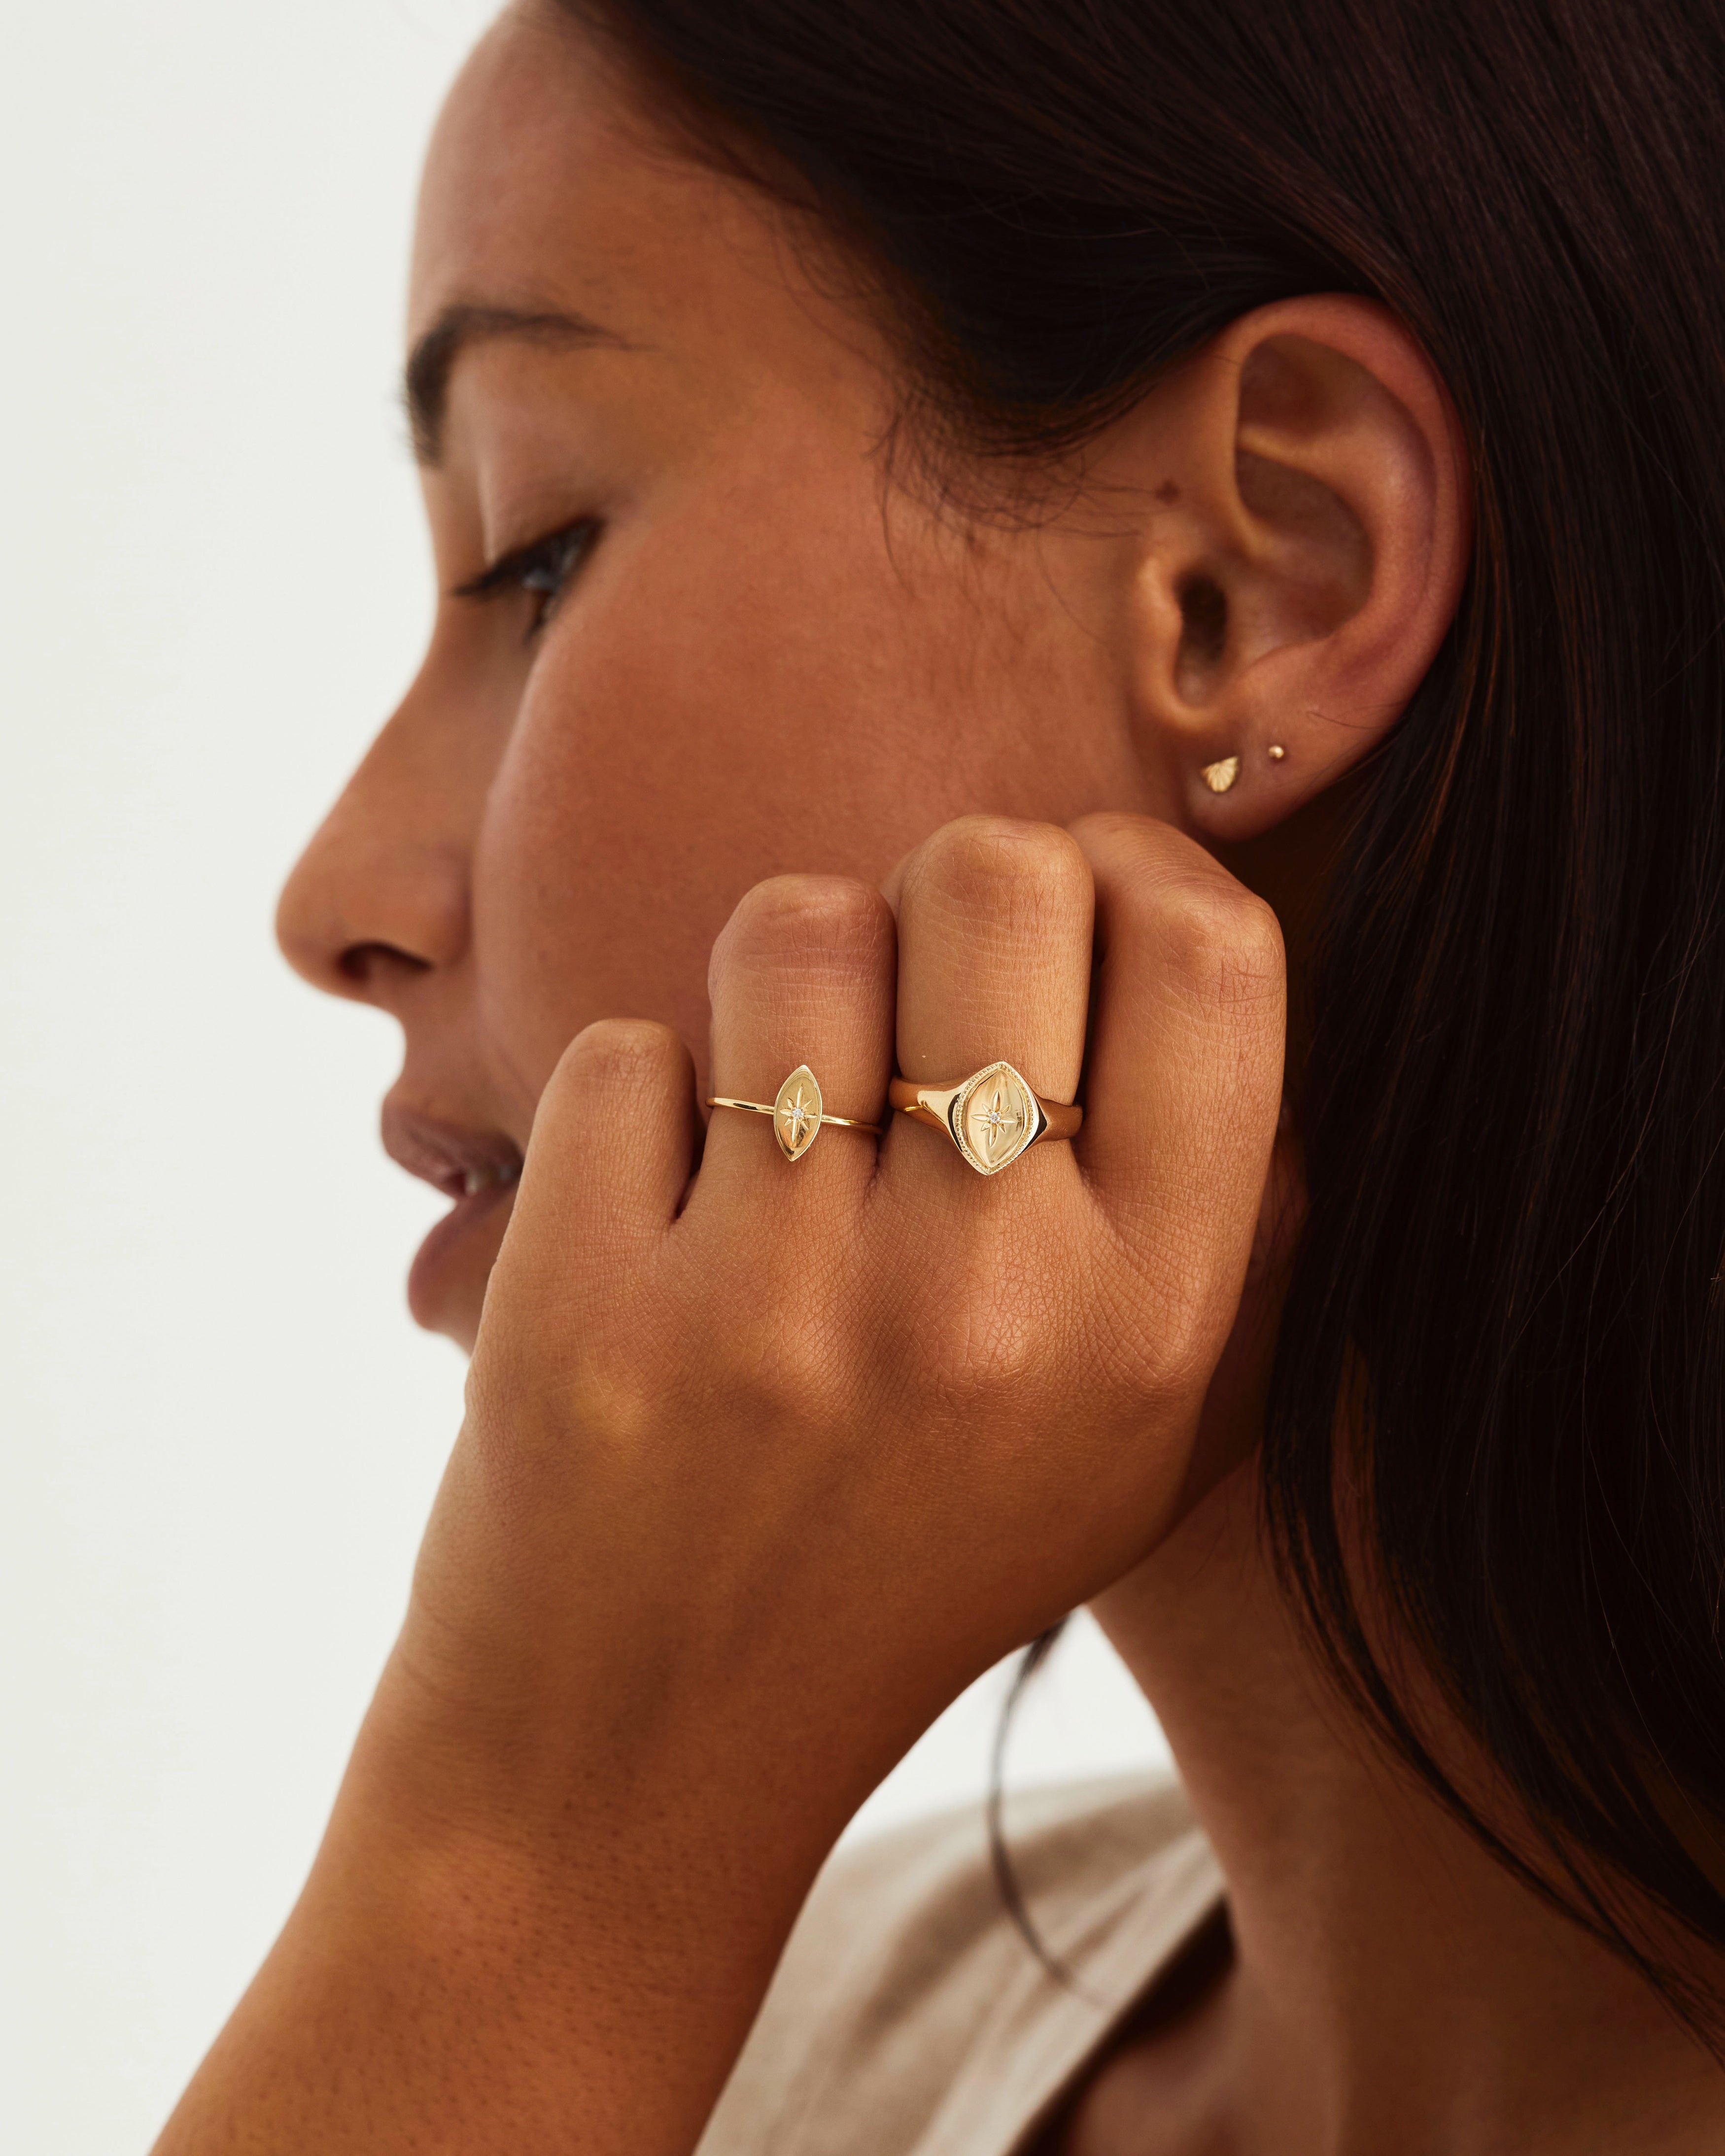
[{"xmin": 1092, "ymin": 1465, "xmax": 1725, "ymax": 2156}]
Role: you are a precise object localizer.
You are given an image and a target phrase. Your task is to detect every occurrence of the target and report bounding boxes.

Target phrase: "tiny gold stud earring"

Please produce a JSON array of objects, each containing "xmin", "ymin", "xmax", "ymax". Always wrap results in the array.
[
  {"xmin": 1200, "ymin": 755, "xmax": 1241, "ymax": 795},
  {"xmin": 1268, "ymin": 744, "xmax": 1286, "ymax": 762}
]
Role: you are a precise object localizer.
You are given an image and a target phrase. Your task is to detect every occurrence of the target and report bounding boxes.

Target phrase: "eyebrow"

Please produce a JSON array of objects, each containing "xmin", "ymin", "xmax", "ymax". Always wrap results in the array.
[{"xmin": 404, "ymin": 302, "xmax": 630, "ymax": 465}]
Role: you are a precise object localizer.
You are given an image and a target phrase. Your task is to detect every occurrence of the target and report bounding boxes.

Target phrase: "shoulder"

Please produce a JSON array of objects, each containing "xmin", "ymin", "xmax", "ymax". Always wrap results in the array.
[{"xmin": 699, "ymin": 1775, "xmax": 1221, "ymax": 2156}]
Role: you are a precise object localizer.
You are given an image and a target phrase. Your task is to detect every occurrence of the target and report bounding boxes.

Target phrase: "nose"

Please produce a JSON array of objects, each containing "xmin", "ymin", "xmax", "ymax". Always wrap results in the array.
[{"xmin": 276, "ymin": 670, "xmax": 475, "ymax": 1011}]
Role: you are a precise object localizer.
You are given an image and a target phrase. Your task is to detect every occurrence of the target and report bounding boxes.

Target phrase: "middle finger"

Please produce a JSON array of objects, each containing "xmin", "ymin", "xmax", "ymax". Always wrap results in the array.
[{"xmin": 890, "ymin": 816, "xmax": 1094, "ymax": 1187}]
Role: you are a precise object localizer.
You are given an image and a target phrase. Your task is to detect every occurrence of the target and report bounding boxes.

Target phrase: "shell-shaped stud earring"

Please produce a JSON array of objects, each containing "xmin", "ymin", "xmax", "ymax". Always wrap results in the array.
[
  {"xmin": 1200, "ymin": 755, "xmax": 1241, "ymax": 794},
  {"xmin": 1268, "ymin": 744, "xmax": 1286, "ymax": 762}
]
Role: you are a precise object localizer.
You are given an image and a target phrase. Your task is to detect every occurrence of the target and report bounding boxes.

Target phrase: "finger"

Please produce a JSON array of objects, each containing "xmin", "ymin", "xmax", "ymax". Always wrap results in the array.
[
  {"xmin": 699, "ymin": 874, "xmax": 896, "ymax": 1200},
  {"xmin": 497, "ymin": 1019, "xmax": 699, "ymax": 1316},
  {"xmin": 1068, "ymin": 812, "xmax": 1285, "ymax": 1278},
  {"xmin": 892, "ymin": 817, "xmax": 1093, "ymax": 1183}
]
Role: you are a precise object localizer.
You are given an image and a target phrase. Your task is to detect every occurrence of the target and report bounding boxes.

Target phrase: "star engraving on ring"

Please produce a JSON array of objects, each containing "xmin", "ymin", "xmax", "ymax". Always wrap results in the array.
[
  {"xmin": 779, "ymin": 1083, "xmax": 820, "ymax": 1151},
  {"xmin": 945, "ymin": 1061, "xmax": 1043, "ymax": 1175},
  {"xmin": 979, "ymin": 1085, "xmax": 1025, "ymax": 1164}
]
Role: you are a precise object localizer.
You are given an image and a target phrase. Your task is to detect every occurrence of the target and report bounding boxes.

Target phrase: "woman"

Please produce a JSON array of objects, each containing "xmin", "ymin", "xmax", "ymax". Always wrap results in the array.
[{"xmin": 155, "ymin": 0, "xmax": 1725, "ymax": 2149}]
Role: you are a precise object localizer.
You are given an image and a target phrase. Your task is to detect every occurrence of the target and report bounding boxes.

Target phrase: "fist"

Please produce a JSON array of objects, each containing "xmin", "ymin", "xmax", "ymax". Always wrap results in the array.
[{"xmin": 398, "ymin": 814, "xmax": 1285, "ymax": 1839}]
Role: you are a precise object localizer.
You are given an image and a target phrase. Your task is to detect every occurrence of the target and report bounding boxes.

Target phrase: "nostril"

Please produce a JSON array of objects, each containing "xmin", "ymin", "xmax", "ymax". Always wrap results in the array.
[{"xmin": 338, "ymin": 941, "xmax": 434, "ymax": 990}]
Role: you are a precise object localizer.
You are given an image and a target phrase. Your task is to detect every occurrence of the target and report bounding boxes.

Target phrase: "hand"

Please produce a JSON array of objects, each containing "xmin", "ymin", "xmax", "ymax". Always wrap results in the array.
[
  {"xmin": 418, "ymin": 807, "xmax": 1284, "ymax": 1787},
  {"xmin": 155, "ymin": 812, "xmax": 1285, "ymax": 2156}
]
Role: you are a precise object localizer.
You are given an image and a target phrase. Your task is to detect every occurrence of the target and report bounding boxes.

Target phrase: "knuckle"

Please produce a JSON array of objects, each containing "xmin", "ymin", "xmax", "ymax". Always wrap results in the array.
[
  {"xmin": 465, "ymin": 1323, "xmax": 657, "ymax": 1490},
  {"xmin": 1150, "ymin": 873, "xmax": 1284, "ymax": 1012},
  {"xmin": 749, "ymin": 1313, "xmax": 846, "ymax": 1426},
  {"xmin": 711, "ymin": 874, "xmax": 894, "ymax": 993},
  {"xmin": 908, "ymin": 815, "xmax": 1091, "ymax": 936},
  {"xmin": 905, "ymin": 1231, "xmax": 1054, "ymax": 1410},
  {"xmin": 1228, "ymin": 889, "xmax": 1287, "ymax": 985},
  {"xmin": 1090, "ymin": 1215, "xmax": 1242, "ymax": 1405},
  {"xmin": 1138, "ymin": 1279, "xmax": 1224, "ymax": 1399},
  {"xmin": 552, "ymin": 1017, "xmax": 684, "ymax": 1109}
]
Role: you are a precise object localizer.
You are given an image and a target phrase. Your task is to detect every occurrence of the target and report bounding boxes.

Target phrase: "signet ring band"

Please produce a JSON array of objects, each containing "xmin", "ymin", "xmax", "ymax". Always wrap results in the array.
[
  {"xmin": 708, "ymin": 1065, "xmax": 886, "ymax": 1164},
  {"xmin": 887, "ymin": 1061, "xmax": 1082, "ymax": 1177}
]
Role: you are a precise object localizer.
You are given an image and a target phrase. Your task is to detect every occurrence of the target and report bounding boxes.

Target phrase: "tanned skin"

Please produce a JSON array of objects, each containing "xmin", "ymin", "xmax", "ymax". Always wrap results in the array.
[{"xmin": 155, "ymin": 6, "xmax": 1725, "ymax": 2151}]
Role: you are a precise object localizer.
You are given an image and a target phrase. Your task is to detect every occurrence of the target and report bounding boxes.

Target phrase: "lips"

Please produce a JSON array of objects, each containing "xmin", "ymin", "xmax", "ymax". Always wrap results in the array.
[
  {"xmin": 381, "ymin": 1099, "xmax": 525, "ymax": 1336},
  {"xmin": 382, "ymin": 1101, "xmax": 525, "ymax": 1199}
]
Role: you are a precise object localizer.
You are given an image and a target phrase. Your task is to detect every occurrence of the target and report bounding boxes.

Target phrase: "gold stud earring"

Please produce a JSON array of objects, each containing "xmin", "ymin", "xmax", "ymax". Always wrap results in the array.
[
  {"xmin": 1200, "ymin": 755, "xmax": 1241, "ymax": 794},
  {"xmin": 1268, "ymin": 744, "xmax": 1286, "ymax": 762}
]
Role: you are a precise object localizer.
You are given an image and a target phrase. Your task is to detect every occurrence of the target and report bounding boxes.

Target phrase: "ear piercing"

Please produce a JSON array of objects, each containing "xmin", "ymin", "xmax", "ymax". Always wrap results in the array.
[{"xmin": 1201, "ymin": 747, "xmax": 1287, "ymax": 794}]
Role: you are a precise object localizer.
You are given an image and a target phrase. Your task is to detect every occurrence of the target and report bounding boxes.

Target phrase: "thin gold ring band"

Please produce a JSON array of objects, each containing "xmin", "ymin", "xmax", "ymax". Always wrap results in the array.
[
  {"xmin": 708, "ymin": 1098, "xmax": 881, "ymax": 1129},
  {"xmin": 708, "ymin": 1064, "xmax": 884, "ymax": 1164},
  {"xmin": 889, "ymin": 1060, "xmax": 1081, "ymax": 1177}
]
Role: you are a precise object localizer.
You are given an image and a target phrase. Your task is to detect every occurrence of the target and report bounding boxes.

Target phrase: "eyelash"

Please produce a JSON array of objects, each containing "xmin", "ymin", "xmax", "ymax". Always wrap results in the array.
[{"xmin": 454, "ymin": 519, "xmax": 600, "ymax": 641}]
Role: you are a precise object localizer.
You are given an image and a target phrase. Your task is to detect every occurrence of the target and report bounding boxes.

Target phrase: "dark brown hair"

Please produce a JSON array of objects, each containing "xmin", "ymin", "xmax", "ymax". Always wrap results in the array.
[{"xmin": 561, "ymin": 0, "xmax": 1725, "ymax": 2015}]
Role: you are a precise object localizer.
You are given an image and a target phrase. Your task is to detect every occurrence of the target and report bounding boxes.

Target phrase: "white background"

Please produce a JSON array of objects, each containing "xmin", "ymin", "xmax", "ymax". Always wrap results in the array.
[{"xmin": 0, "ymin": 4, "xmax": 1169, "ymax": 2149}]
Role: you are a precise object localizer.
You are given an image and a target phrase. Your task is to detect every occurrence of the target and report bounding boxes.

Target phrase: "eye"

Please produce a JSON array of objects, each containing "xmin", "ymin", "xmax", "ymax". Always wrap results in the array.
[{"xmin": 454, "ymin": 519, "xmax": 600, "ymax": 641}]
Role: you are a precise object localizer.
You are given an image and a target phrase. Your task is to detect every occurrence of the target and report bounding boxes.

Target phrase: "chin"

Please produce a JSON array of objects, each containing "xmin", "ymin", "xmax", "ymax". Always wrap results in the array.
[{"xmin": 407, "ymin": 1181, "xmax": 518, "ymax": 1352}]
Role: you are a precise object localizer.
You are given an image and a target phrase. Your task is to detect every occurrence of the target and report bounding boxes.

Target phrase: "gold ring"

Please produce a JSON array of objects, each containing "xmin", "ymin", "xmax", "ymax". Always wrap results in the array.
[
  {"xmin": 708, "ymin": 1064, "xmax": 885, "ymax": 1164},
  {"xmin": 888, "ymin": 1061, "xmax": 1081, "ymax": 1177}
]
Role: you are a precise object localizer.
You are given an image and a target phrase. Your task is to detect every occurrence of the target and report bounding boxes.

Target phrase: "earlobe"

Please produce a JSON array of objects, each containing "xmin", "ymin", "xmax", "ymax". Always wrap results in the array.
[{"xmin": 1125, "ymin": 296, "xmax": 1471, "ymax": 840}]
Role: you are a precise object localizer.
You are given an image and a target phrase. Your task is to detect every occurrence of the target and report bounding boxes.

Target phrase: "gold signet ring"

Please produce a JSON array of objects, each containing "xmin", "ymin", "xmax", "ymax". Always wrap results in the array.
[
  {"xmin": 708, "ymin": 1065, "xmax": 885, "ymax": 1164},
  {"xmin": 888, "ymin": 1061, "xmax": 1082, "ymax": 1177}
]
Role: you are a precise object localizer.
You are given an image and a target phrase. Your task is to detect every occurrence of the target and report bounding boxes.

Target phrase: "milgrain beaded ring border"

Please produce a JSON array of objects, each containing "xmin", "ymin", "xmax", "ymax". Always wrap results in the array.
[{"xmin": 889, "ymin": 1061, "xmax": 1082, "ymax": 1177}]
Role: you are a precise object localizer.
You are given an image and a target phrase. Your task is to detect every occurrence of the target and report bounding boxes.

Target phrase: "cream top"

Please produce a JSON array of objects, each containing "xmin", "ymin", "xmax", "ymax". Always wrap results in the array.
[{"xmin": 698, "ymin": 1776, "xmax": 1225, "ymax": 2156}]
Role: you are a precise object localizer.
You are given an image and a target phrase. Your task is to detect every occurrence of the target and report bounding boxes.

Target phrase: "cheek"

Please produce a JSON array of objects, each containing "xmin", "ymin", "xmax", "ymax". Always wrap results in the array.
[
  {"xmin": 468, "ymin": 485, "xmax": 965, "ymax": 1096},
  {"xmin": 465, "ymin": 464, "xmax": 1131, "ymax": 1106}
]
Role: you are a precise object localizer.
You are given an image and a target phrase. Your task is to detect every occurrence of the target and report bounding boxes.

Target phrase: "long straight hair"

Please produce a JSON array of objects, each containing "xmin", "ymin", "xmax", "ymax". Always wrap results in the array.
[{"xmin": 565, "ymin": 0, "xmax": 1725, "ymax": 2019}]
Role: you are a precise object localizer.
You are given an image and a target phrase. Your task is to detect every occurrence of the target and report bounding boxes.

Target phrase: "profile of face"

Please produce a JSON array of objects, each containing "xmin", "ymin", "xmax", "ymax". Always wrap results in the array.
[{"xmin": 276, "ymin": 0, "xmax": 1466, "ymax": 1353}]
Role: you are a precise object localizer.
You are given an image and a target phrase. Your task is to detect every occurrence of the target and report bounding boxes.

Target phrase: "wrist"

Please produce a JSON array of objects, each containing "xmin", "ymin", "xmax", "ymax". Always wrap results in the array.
[
  {"xmin": 343, "ymin": 1625, "xmax": 875, "ymax": 1976},
  {"xmin": 155, "ymin": 1662, "xmax": 845, "ymax": 2156}
]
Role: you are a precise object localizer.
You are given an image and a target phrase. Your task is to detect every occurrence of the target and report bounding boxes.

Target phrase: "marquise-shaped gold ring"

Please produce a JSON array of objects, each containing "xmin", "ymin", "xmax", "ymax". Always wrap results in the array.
[
  {"xmin": 708, "ymin": 1065, "xmax": 886, "ymax": 1164},
  {"xmin": 888, "ymin": 1061, "xmax": 1082, "ymax": 1177}
]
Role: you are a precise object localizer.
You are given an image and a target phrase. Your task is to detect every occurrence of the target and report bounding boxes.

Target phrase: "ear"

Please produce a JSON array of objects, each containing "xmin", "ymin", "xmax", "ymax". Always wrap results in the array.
[{"xmin": 1117, "ymin": 296, "xmax": 1471, "ymax": 838}]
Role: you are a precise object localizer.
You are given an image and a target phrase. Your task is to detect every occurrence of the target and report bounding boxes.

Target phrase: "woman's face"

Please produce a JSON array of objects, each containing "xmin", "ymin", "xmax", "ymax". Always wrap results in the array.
[{"xmin": 276, "ymin": 2, "xmax": 1180, "ymax": 1347}]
